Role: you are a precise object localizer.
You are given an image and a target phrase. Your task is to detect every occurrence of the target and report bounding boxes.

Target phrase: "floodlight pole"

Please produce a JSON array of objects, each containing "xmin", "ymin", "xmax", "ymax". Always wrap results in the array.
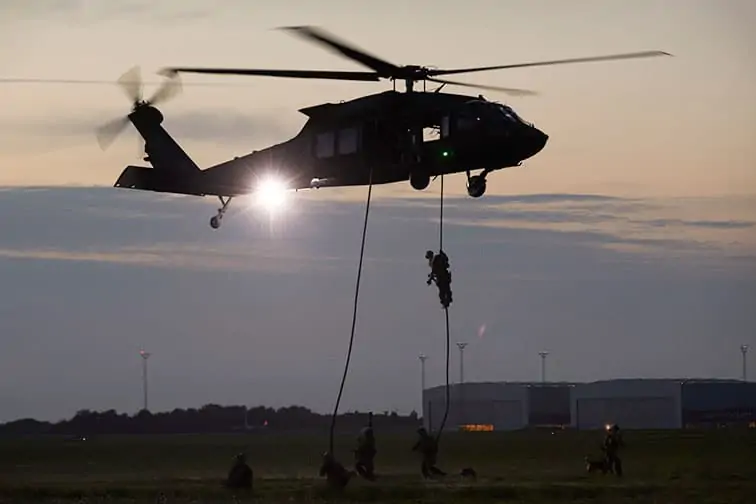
[
  {"xmin": 457, "ymin": 342, "xmax": 468, "ymax": 385},
  {"xmin": 457, "ymin": 342, "xmax": 468, "ymax": 425},
  {"xmin": 741, "ymin": 345, "xmax": 749, "ymax": 382},
  {"xmin": 539, "ymin": 351, "xmax": 549, "ymax": 383},
  {"xmin": 419, "ymin": 354, "xmax": 428, "ymax": 393},
  {"xmin": 140, "ymin": 349, "xmax": 151, "ymax": 412}
]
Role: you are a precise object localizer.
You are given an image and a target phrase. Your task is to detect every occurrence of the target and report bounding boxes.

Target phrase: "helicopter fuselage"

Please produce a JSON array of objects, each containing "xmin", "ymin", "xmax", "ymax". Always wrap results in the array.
[
  {"xmin": 191, "ymin": 90, "xmax": 548, "ymax": 195},
  {"xmin": 114, "ymin": 89, "xmax": 548, "ymax": 228}
]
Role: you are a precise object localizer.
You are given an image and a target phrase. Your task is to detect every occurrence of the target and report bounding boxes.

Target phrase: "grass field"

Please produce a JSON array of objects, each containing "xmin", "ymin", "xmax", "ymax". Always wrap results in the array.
[{"xmin": 1, "ymin": 428, "xmax": 754, "ymax": 503}]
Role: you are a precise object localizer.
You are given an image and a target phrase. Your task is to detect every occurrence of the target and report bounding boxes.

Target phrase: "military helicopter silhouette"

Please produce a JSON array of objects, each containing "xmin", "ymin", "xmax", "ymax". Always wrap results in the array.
[{"xmin": 96, "ymin": 26, "xmax": 670, "ymax": 229}]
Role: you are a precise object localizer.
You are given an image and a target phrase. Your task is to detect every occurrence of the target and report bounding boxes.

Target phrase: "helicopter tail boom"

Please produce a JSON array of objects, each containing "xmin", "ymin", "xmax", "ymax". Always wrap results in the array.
[{"xmin": 114, "ymin": 165, "xmax": 205, "ymax": 196}]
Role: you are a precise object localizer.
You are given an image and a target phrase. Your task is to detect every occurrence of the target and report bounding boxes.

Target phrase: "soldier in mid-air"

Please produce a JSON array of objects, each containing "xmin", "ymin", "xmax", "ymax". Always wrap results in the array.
[{"xmin": 425, "ymin": 250, "xmax": 453, "ymax": 308}]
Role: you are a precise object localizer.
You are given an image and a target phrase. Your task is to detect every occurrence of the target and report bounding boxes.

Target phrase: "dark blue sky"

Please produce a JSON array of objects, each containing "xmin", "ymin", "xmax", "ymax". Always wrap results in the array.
[{"xmin": 1, "ymin": 187, "xmax": 753, "ymax": 422}]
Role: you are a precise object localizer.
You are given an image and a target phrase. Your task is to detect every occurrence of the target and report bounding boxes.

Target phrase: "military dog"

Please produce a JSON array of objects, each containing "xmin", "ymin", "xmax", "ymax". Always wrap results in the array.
[
  {"xmin": 459, "ymin": 467, "xmax": 478, "ymax": 481},
  {"xmin": 585, "ymin": 456, "xmax": 611, "ymax": 474}
]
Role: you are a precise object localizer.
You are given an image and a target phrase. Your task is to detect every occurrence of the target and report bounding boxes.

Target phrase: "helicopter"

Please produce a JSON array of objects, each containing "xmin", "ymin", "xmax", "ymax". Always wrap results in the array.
[{"xmin": 96, "ymin": 26, "xmax": 670, "ymax": 229}]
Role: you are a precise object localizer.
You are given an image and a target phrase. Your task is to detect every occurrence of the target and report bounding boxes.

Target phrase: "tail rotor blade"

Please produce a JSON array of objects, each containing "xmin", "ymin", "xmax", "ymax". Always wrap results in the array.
[
  {"xmin": 117, "ymin": 66, "xmax": 143, "ymax": 103},
  {"xmin": 96, "ymin": 116, "xmax": 129, "ymax": 151},
  {"xmin": 148, "ymin": 73, "xmax": 182, "ymax": 106}
]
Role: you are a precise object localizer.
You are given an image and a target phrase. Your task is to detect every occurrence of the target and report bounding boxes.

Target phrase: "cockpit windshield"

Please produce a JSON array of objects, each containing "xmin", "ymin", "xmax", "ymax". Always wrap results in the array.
[
  {"xmin": 493, "ymin": 103, "xmax": 529, "ymax": 125},
  {"xmin": 460, "ymin": 100, "xmax": 530, "ymax": 127}
]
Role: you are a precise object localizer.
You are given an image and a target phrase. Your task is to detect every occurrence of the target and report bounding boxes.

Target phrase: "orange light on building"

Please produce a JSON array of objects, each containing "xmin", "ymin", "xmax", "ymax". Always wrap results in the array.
[{"xmin": 459, "ymin": 424, "xmax": 494, "ymax": 432}]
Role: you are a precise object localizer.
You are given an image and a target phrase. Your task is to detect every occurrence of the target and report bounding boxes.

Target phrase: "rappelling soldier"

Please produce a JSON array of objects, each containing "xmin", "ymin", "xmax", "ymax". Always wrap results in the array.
[
  {"xmin": 354, "ymin": 412, "xmax": 377, "ymax": 481},
  {"xmin": 319, "ymin": 451, "xmax": 354, "ymax": 490},
  {"xmin": 425, "ymin": 250, "xmax": 453, "ymax": 308},
  {"xmin": 225, "ymin": 452, "xmax": 253, "ymax": 490},
  {"xmin": 602, "ymin": 424, "xmax": 624, "ymax": 477},
  {"xmin": 412, "ymin": 427, "xmax": 446, "ymax": 479}
]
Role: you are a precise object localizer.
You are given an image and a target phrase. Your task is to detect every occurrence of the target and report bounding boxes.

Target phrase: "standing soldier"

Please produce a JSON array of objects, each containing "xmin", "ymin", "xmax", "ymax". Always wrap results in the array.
[
  {"xmin": 603, "ymin": 424, "xmax": 624, "ymax": 476},
  {"xmin": 354, "ymin": 412, "xmax": 377, "ymax": 481},
  {"xmin": 412, "ymin": 427, "xmax": 446, "ymax": 479}
]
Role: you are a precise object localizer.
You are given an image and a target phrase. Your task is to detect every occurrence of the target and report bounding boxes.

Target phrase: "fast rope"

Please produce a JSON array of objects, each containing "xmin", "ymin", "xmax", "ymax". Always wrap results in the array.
[
  {"xmin": 433, "ymin": 173, "xmax": 452, "ymax": 446},
  {"xmin": 328, "ymin": 166, "xmax": 374, "ymax": 455}
]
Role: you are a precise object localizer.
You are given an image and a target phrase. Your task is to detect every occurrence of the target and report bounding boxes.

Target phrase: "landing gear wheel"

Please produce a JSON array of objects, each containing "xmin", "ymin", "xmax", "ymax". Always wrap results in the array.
[
  {"xmin": 410, "ymin": 171, "xmax": 431, "ymax": 191},
  {"xmin": 467, "ymin": 175, "xmax": 486, "ymax": 198},
  {"xmin": 209, "ymin": 196, "xmax": 233, "ymax": 230}
]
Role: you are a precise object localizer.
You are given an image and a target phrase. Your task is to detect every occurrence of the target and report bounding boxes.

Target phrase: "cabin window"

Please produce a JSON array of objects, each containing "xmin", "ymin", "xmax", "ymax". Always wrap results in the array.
[
  {"xmin": 315, "ymin": 132, "xmax": 335, "ymax": 158},
  {"xmin": 456, "ymin": 115, "xmax": 477, "ymax": 132},
  {"xmin": 337, "ymin": 127, "xmax": 359, "ymax": 155},
  {"xmin": 440, "ymin": 116, "xmax": 450, "ymax": 138}
]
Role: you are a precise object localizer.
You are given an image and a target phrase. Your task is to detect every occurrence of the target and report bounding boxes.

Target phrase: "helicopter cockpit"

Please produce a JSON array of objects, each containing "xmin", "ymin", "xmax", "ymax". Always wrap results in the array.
[{"xmin": 440, "ymin": 98, "xmax": 533, "ymax": 139}]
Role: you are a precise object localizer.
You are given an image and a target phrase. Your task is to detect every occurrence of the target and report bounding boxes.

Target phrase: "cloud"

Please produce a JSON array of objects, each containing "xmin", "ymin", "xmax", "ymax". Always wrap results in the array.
[
  {"xmin": 2, "ymin": 1, "xmax": 217, "ymax": 24},
  {"xmin": 640, "ymin": 218, "xmax": 754, "ymax": 230}
]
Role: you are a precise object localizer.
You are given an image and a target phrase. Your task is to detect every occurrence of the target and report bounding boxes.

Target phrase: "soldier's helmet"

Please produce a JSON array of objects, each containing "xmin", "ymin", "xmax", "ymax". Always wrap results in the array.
[{"xmin": 425, "ymin": 250, "xmax": 434, "ymax": 260}]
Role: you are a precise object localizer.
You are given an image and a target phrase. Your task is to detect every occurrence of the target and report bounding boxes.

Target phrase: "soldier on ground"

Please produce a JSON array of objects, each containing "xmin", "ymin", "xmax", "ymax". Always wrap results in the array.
[
  {"xmin": 412, "ymin": 427, "xmax": 447, "ymax": 479},
  {"xmin": 354, "ymin": 412, "xmax": 377, "ymax": 481},
  {"xmin": 319, "ymin": 451, "xmax": 355, "ymax": 490},
  {"xmin": 225, "ymin": 452, "xmax": 253, "ymax": 489},
  {"xmin": 603, "ymin": 424, "xmax": 624, "ymax": 476}
]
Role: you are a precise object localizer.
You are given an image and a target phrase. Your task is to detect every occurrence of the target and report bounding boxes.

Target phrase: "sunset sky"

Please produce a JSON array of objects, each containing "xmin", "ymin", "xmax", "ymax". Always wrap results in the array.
[{"xmin": 0, "ymin": 0, "xmax": 754, "ymax": 422}]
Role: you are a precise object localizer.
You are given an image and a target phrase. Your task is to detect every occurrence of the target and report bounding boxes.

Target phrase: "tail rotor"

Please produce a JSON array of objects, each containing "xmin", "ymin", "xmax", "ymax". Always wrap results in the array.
[{"xmin": 95, "ymin": 66, "xmax": 182, "ymax": 151}]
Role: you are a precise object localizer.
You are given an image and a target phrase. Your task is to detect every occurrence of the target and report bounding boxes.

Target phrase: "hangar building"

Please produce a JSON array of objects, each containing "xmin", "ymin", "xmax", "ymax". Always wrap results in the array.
[
  {"xmin": 571, "ymin": 379, "xmax": 756, "ymax": 430},
  {"xmin": 422, "ymin": 379, "xmax": 756, "ymax": 431},
  {"xmin": 422, "ymin": 382, "xmax": 573, "ymax": 432}
]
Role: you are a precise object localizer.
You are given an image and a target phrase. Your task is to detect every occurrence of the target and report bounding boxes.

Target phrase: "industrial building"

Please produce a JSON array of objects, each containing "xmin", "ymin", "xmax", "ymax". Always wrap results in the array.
[
  {"xmin": 422, "ymin": 381, "xmax": 574, "ymax": 432},
  {"xmin": 422, "ymin": 379, "xmax": 756, "ymax": 431}
]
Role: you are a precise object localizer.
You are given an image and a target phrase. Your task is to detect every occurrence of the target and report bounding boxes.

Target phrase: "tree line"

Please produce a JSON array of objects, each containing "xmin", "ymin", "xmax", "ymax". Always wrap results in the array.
[{"xmin": 0, "ymin": 405, "xmax": 421, "ymax": 436}]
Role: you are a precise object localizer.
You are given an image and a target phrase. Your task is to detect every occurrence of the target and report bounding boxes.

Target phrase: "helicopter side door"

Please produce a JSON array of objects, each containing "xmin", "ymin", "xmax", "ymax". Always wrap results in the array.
[{"xmin": 310, "ymin": 121, "xmax": 367, "ymax": 185}]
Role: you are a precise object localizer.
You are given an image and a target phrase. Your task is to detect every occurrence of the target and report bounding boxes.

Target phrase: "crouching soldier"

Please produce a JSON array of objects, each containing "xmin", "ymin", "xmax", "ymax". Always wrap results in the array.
[
  {"xmin": 225, "ymin": 452, "xmax": 253, "ymax": 490},
  {"xmin": 319, "ymin": 451, "xmax": 354, "ymax": 490}
]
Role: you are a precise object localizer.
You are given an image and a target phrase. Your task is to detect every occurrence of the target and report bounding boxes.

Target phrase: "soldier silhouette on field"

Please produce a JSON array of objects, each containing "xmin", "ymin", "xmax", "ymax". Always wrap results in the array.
[
  {"xmin": 319, "ymin": 451, "xmax": 355, "ymax": 490},
  {"xmin": 225, "ymin": 452, "xmax": 253, "ymax": 489},
  {"xmin": 412, "ymin": 427, "xmax": 447, "ymax": 479},
  {"xmin": 602, "ymin": 424, "xmax": 624, "ymax": 476},
  {"xmin": 354, "ymin": 412, "xmax": 377, "ymax": 480}
]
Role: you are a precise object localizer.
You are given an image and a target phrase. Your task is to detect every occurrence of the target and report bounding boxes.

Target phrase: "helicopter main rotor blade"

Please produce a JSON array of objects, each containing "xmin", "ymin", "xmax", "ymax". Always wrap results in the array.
[
  {"xmin": 160, "ymin": 67, "xmax": 381, "ymax": 82},
  {"xmin": 117, "ymin": 66, "xmax": 143, "ymax": 103},
  {"xmin": 428, "ymin": 77, "xmax": 538, "ymax": 96},
  {"xmin": 279, "ymin": 25, "xmax": 400, "ymax": 77},
  {"xmin": 428, "ymin": 51, "xmax": 672, "ymax": 77},
  {"xmin": 96, "ymin": 116, "xmax": 130, "ymax": 151}
]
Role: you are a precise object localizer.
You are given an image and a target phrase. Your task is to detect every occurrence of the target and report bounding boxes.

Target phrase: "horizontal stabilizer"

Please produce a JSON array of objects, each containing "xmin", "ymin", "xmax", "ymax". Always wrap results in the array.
[{"xmin": 114, "ymin": 166, "xmax": 205, "ymax": 196}]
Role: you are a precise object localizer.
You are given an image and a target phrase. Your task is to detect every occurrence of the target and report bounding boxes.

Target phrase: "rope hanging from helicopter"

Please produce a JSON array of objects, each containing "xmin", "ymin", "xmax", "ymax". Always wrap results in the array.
[
  {"xmin": 327, "ymin": 165, "xmax": 452, "ymax": 461},
  {"xmin": 328, "ymin": 166, "xmax": 374, "ymax": 455},
  {"xmin": 432, "ymin": 173, "xmax": 453, "ymax": 447}
]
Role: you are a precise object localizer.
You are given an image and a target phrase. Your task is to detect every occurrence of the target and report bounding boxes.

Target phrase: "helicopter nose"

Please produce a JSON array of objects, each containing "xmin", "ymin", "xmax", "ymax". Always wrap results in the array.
[{"xmin": 522, "ymin": 127, "xmax": 548, "ymax": 159}]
